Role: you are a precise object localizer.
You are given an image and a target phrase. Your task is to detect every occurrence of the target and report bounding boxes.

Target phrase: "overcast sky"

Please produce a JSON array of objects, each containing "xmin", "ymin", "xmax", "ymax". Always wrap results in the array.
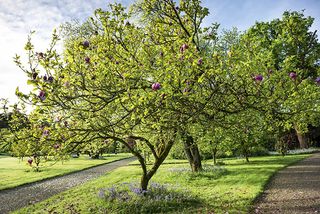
[{"xmin": 0, "ymin": 0, "xmax": 319, "ymax": 105}]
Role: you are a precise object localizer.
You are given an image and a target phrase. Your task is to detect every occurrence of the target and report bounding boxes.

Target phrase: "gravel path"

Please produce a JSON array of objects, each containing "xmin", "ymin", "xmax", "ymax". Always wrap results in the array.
[
  {"xmin": 0, "ymin": 157, "xmax": 135, "ymax": 214},
  {"xmin": 253, "ymin": 153, "xmax": 320, "ymax": 213}
]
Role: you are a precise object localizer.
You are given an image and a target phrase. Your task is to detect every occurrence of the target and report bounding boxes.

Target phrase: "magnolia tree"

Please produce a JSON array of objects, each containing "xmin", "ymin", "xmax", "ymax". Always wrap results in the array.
[
  {"xmin": 14, "ymin": 0, "xmax": 232, "ymax": 190},
  {"xmin": 236, "ymin": 11, "xmax": 320, "ymax": 148}
]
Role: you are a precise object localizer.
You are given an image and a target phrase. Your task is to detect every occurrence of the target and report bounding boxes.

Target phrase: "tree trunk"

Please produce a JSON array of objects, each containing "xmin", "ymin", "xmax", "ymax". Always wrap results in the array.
[
  {"xmin": 183, "ymin": 134, "xmax": 202, "ymax": 172},
  {"xmin": 294, "ymin": 124, "xmax": 309, "ymax": 149},
  {"xmin": 140, "ymin": 173, "xmax": 150, "ymax": 192},
  {"xmin": 140, "ymin": 142, "xmax": 173, "ymax": 191},
  {"xmin": 245, "ymin": 154, "xmax": 249, "ymax": 163},
  {"xmin": 212, "ymin": 147, "xmax": 217, "ymax": 165}
]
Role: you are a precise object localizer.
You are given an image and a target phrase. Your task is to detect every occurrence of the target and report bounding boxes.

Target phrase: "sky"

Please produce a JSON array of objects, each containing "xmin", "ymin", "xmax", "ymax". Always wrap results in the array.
[{"xmin": 0, "ymin": 0, "xmax": 319, "ymax": 106}]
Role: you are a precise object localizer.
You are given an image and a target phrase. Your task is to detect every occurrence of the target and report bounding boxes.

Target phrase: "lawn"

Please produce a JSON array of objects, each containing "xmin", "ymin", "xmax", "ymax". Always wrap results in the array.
[
  {"xmin": 0, "ymin": 153, "xmax": 132, "ymax": 191},
  {"xmin": 14, "ymin": 154, "xmax": 310, "ymax": 213}
]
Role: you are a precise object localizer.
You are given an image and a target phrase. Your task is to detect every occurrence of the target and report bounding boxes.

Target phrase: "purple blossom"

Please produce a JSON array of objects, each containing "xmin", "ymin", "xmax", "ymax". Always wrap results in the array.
[
  {"xmin": 289, "ymin": 72, "xmax": 297, "ymax": 80},
  {"xmin": 180, "ymin": 44, "xmax": 189, "ymax": 53},
  {"xmin": 38, "ymin": 91, "xmax": 46, "ymax": 101},
  {"xmin": 97, "ymin": 189, "xmax": 106, "ymax": 199},
  {"xmin": 152, "ymin": 82, "xmax": 161, "ymax": 91},
  {"xmin": 43, "ymin": 75, "xmax": 48, "ymax": 81},
  {"xmin": 254, "ymin": 75, "xmax": 263, "ymax": 82},
  {"xmin": 43, "ymin": 129, "xmax": 49, "ymax": 136},
  {"xmin": 32, "ymin": 72, "xmax": 38, "ymax": 80},
  {"xmin": 315, "ymin": 77, "xmax": 320, "ymax": 85},
  {"xmin": 48, "ymin": 76, "xmax": 54, "ymax": 83},
  {"xmin": 85, "ymin": 57, "xmax": 90, "ymax": 64},
  {"xmin": 197, "ymin": 58, "xmax": 203, "ymax": 65},
  {"xmin": 83, "ymin": 40, "xmax": 90, "ymax": 48}
]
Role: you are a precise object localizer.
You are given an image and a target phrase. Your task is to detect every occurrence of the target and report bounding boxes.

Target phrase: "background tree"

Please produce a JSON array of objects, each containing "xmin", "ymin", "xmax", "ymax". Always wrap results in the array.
[{"xmin": 237, "ymin": 11, "xmax": 320, "ymax": 149}]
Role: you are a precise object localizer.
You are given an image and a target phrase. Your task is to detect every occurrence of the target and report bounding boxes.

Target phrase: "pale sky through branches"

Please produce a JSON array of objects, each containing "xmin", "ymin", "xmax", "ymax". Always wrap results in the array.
[{"xmin": 0, "ymin": 0, "xmax": 319, "ymax": 106}]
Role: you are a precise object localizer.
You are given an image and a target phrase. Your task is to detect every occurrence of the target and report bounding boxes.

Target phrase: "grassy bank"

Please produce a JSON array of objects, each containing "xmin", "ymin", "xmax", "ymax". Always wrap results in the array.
[
  {"xmin": 0, "ymin": 153, "xmax": 132, "ymax": 190},
  {"xmin": 14, "ymin": 154, "xmax": 310, "ymax": 213}
]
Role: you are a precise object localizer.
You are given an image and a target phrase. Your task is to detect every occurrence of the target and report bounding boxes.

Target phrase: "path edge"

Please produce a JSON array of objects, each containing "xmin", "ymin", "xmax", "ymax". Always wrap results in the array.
[
  {"xmin": 0, "ymin": 156, "xmax": 135, "ymax": 193},
  {"xmin": 248, "ymin": 153, "xmax": 315, "ymax": 213}
]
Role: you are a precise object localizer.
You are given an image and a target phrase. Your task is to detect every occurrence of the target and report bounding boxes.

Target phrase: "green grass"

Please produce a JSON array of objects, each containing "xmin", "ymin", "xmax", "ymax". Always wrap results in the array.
[
  {"xmin": 0, "ymin": 153, "xmax": 132, "ymax": 191},
  {"xmin": 14, "ymin": 154, "xmax": 310, "ymax": 213}
]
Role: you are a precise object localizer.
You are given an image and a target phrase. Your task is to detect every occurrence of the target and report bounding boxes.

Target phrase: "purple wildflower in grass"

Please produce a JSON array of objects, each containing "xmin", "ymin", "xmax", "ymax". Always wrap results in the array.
[
  {"xmin": 97, "ymin": 189, "xmax": 106, "ymax": 199},
  {"xmin": 315, "ymin": 77, "xmax": 320, "ymax": 85},
  {"xmin": 107, "ymin": 186, "xmax": 117, "ymax": 200}
]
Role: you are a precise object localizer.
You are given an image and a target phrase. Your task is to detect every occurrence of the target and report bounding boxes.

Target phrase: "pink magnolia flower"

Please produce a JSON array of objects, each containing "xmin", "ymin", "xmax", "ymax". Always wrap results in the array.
[
  {"xmin": 180, "ymin": 44, "xmax": 189, "ymax": 53},
  {"xmin": 152, "ymin": 82, "xmax": 161, "ymax": 91},
  {"xmin": 254, "ymin": 75, "xmax": 263, "ymax": 82},
  {"xmin": 38, "ymin": 91, "xmax": 46, "ymax": 101},
  {"xmin": 289, "ymin": 72, "xmax": 297, "ymax": 80}
]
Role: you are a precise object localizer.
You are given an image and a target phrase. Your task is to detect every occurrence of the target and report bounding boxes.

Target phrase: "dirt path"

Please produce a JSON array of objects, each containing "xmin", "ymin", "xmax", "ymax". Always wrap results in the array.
[
  {"xmin": 0, "ymin": 157, "xmax": 135, "ymax": 214},
  {"xmin": 253, "ymin": 153, "xmax": 320, "ymax": 213}
]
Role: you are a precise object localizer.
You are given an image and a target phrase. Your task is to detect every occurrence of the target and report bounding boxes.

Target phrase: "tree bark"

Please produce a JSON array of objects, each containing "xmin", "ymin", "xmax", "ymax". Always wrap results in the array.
[
  {"xmin": 183, "ymin": 134, "xmax": 202, "ymax": 172},
  {"xmin": 294, "ymin": 124, "xmax": 309, "ymax": 149},
  {"xmin": 245, "ymin": 154, "xmax": 249, "ymax": 163},
  {"xmin": 140, "ymin": 173, "xmax": 149, "ymax": 192},
  {"xmin": 212, "ymin": 145, "xmax": 217, "ymax": 165}
]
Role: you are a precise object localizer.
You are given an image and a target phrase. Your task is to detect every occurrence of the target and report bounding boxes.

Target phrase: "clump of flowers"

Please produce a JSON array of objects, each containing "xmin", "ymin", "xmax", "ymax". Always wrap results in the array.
[
  {"xmin": 97, "ymin": 182, "xmax": 200, "ymax": 212},
  {"xmin": 168, "ymin": 164, "xmax": 227, "ymax": 180}
]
